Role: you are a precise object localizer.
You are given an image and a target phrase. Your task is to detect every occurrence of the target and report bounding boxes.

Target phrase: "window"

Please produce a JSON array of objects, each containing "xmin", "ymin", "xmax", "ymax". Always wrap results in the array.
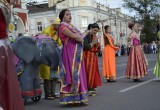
[
  {"xmin": 50, "ymin": 20, "xmax": 54, "ymax": 24},
  {"xmin": 37, "ymin": 22, "xmax": 42, "ymax": 32},
  {"xmin": 81, "ymin": 17, "xmax": 88, "ymax": 27}
]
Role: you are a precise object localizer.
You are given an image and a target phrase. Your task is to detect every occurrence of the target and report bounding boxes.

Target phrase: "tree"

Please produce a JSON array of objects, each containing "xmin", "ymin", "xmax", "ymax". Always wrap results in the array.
[{"xmin": 123, "ymin": 0, "xmax": 160, "ymax": 43}]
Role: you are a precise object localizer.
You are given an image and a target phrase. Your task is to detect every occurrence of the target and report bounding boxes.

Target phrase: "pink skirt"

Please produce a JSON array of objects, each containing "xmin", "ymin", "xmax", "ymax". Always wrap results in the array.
[{"xmin": 125, "ymin": 45, "xmax": 147, "ymax": 79}]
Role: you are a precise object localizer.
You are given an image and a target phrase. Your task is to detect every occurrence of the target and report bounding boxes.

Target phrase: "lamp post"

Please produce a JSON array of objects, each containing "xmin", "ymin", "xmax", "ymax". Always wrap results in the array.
[
  {"xmin": 125, "ymin": 15, "xmax": 128, "ymax": 42},
  {"xmin": 114, "ymin": 16, "xmax": 118, "ymax": 43}
]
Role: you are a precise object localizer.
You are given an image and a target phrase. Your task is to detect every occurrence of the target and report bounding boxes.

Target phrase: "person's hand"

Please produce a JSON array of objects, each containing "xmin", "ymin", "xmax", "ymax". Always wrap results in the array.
[
  {"xmin": 100, "ymin": 20, "xmax": 104, "ymax": 27},
  {"xmin": 92, "ymin": 36, "xmax": 98, "ymax": 45},
  {"xmin": 138, "ymin": 25, "xmax": 144, "ymax": 31},
  {"xmin": 74, "ymin": 33, "xmax": 83, "ymax": 43}
]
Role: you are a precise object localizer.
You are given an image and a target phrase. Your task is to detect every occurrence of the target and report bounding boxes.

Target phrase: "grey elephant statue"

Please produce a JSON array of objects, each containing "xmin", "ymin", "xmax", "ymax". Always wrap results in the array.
[{"xmin": 12, "ymin": 35, "xmax": 60, "ymax": 103}]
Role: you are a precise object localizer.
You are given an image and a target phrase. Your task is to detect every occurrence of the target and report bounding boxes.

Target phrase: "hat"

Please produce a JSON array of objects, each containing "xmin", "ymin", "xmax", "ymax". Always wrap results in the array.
[{"xmin": 53, "ymin": 18, "xmax": 60, "ymax": 25}]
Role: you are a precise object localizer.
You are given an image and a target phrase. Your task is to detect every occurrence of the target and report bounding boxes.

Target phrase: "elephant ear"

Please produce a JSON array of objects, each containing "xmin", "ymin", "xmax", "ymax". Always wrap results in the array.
[{"xmin": 12, "ymin": 36, "xmax": 37, "ymax": 64}]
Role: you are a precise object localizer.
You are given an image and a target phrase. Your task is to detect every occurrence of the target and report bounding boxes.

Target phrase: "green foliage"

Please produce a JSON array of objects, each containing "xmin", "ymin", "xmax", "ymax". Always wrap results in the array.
[{"xmin": 123, "ymin": 0, "xmax": 160, "ymax": 43}]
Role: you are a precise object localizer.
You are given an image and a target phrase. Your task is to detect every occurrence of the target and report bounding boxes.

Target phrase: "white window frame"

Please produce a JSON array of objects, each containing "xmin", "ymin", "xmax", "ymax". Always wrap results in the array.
[
  {"xmin": 37, "ymin": 22, "xmax": 42, "ymax": 32},
  {"xmin": 81, "ymin": 17, "xmax": 88, "ymax": 28}
]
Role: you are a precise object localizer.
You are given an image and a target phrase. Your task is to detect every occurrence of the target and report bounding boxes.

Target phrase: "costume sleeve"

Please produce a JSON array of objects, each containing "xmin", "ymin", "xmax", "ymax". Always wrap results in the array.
[
  {"xmin": 105, "ymin": 34, "xmax": 119, "ymax": 50},
  {"xmin": 83, "ymin": 34, "xmax": 92, "ymax": 51},
  {"xmin": 58, "ymin": 24, "xmax": 68, "ymax": 43},
  {"xmin": 59, "ymin": 24, "xmax": 67, "ymax": 32}
]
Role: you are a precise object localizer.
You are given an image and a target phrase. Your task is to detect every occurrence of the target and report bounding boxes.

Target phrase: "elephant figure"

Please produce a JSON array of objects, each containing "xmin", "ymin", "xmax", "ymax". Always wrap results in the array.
[{"xmin": 12, "ymin": 35, "xmax": 60, "ymax": 102}]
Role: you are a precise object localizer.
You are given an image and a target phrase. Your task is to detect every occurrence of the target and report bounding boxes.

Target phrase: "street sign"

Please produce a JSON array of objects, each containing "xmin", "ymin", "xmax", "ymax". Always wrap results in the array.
[{"xmin": 9, "ymin": 23, "xmax": 15, "ymax": 32}]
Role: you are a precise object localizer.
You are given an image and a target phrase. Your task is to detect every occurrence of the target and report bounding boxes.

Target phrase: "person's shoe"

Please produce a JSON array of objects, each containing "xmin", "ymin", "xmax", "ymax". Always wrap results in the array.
[
  {"xmin": 111, "ymin": 80, "xmax": 116, "ymax": 82},
  {"xmin": 45, "ymin": 95, "xmax": 55, "ymax": 100},
  {"xmin": 91, "ymin": 92, "xmax": 97, "ymax": 96},
  {"xmin": 53, "ymin": 94, "xmax": 60, "ymax": 98},
  {"xmin": 89, "ymin": 91, "xmax": 93, "ymax": 96},
  {"xmin": 107, "ymin": 79, "xmax": 112, "ymax": 82},
  {"xmin": 89, "ymin": 90, "xmax": 97, "ymax": 96},
  {"xmin": 81, "ymin": 102, "xmax": 88, "ymax": 106},
  {"xmin": 107, "ymin": 79, "xmax": 116, "ymax": 82},
  {"xmin": 133, "ymin": 79, "xmax": 142, "ymax": 82}
]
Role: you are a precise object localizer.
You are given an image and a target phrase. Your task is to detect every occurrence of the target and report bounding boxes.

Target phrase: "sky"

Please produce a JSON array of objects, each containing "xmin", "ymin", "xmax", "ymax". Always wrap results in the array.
[
  {"xmin": 95, "ymin": 0, "xmax": 135, "ymax": 16},
  {"xmin": 26, "ymin": 0, "xmax": 135, "ymax": 16}
]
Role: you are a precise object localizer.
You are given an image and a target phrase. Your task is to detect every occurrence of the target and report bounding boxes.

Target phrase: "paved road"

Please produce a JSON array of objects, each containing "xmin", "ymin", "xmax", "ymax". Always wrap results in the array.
[{"xmin": 25, "ymin": 54, "xmax": 160, "ymax": 110}]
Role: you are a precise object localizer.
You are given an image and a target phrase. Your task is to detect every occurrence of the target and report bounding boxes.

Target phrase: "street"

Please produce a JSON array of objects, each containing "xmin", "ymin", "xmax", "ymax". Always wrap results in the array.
[{"xmin": 25, "ymin": 54, "xmax": 160, "ymax": 110}]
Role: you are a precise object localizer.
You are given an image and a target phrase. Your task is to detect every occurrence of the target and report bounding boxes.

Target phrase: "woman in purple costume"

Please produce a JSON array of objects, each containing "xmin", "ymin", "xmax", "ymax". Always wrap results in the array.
[
  {"xmin": 125, "ymin": 22, "xmax": 148, "ymax": 82},
  {"xmin": 58, "ymin": 9, "xmax": 89, "ymax": 105}
]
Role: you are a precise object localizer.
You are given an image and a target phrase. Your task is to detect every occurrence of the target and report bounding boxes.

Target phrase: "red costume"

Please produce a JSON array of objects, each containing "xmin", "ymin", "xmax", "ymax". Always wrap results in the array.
[
  {"xmin": 83, "ymin": 34, "xmax": 101, "ymax": 90},
  {"xmin": 0, "ymin": 9, "xmax": 7, "ymax": 38},
  {"xmin": 0, "ymin": 1, "xmax": 25, "ymax": 110}
]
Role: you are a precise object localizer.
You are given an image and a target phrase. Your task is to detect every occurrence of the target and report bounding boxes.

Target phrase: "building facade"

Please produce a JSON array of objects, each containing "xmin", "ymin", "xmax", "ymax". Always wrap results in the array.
[
  {"xmin": 10, "ymin": 0, "xmax": 29, "ymax": 38},
  {"xmin": 28, "ymin": 0, "xmax": 132, "ymax": 45},
  {"xmin": 27, "ymin": 2, "xmax": 57, "ymax": 36}
]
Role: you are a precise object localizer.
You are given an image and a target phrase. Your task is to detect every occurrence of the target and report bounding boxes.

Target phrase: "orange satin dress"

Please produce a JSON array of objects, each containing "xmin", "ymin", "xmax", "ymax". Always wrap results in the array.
[{"xmin": 102, "ymin": 34, "xmax": 119, "ymax": 80}]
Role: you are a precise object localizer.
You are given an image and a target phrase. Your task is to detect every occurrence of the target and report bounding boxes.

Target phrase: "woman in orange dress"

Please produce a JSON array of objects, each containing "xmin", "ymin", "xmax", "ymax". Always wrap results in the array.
[{"xmin": 101, "ymin": 22, "xmax": 119, "ymax": 82}]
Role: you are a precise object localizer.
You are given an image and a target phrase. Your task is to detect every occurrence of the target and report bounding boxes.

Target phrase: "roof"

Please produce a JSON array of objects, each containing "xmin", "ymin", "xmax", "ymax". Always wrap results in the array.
[{"xmin": 27, "ymin": 3, "xmax": 56, "ymax": 14}]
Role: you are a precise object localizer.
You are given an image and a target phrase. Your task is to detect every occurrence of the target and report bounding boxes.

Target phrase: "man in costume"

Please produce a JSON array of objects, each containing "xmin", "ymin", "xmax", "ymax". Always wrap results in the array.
[{"xmin": 39, "ymin": 18, "xmax": 62, "ymax": 99}]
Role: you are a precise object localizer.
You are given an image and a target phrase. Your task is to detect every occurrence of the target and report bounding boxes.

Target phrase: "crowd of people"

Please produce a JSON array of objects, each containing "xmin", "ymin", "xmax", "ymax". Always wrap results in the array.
[
  {"xmin": 1, "ymin": 0, "xmax": 160, "ymax": 109},
  {"xmin": 114, "ymin": 41, "xmax": 158, "ymax": 57},
  {"xmin": 142, "ymin": 42, "xmax": 158, "ymax": 54}
]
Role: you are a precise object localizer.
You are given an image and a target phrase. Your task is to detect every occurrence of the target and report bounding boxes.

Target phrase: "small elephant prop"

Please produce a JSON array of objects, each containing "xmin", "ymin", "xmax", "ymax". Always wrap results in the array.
[{"xmin": 12, "ymin": 35, "xmax": 60, "ymax": 102}]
